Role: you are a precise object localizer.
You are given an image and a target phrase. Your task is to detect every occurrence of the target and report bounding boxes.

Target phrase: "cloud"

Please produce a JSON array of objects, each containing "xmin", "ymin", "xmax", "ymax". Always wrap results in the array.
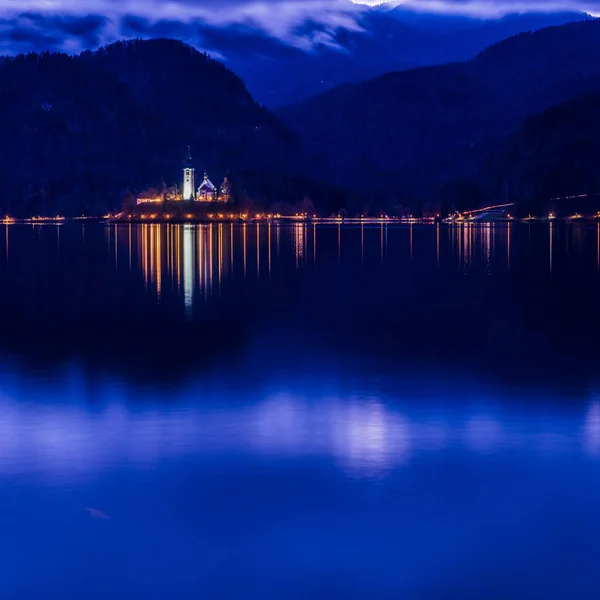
[
  {"xmin": 0, "ymin": 0, "xmax": 597, "ymax": 56},
  {"xmin": 0, "ymin": 1, "xmax": 366, "ymax": 55},
  {"xmin": 385, "ymin": 0, "xmax": 599, "ymax": 17},
  {"xmin": 0, "ymin": 12, "xmax": 116, "ymax": 54}
]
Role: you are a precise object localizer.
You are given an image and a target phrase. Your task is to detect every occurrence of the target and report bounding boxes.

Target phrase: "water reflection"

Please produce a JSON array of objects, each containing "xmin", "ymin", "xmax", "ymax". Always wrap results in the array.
[
  {"xmin": 28, "ymin": 221, "xmax": 594, "ymax": 316},
  {"xmin": 584, "ymin": 401, "xmax": 600, "ymax": 456},
  {"xmin": 7, "ymin": 222, "xmax": 600, "ymax": 311},
  {"xmin": 550, "ymin": 221, "xmax": 554, "ymax": 272},
  {"xmin": 136, "ymin": 224, "xmax": 234, "ymax": 305},
  {"xmin": 1, "ymin": 374, "xmax": 598, "ymax": 481},
  {"xmin": 4, "ymin": 222, "xmax": 600, "ymax": 598}
]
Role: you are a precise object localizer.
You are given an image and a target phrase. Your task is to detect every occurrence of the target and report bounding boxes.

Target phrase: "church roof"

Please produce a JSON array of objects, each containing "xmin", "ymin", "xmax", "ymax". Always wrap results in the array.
[
  {"xmin": 198, "ymin": 180, "xmax": 216, "ymax": 192},
  {"xmin": 198, "ymin": 172, "xmax": 216, "ymax": 191}
]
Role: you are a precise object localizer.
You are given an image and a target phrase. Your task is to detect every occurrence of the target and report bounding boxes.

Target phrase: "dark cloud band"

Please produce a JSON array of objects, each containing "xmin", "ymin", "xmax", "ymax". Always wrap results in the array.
[{"xmin": 0, "ymin": 0, "xmax": 597, "ymax": 56}]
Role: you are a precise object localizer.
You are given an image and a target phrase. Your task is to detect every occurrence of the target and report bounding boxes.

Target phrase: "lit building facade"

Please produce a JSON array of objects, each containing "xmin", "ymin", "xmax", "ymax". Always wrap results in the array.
[
  {"xmin": 187, "ymin": 149, "xmax": 230, "ymax": 203},
  {"xmin": 137, "ymin": 148, "xmax": 232, "ymax": 205},
  {"xmin": 182, "ymin": 147, "xmax": 195, "ymax": 201},
  {"xmin": 197, "ymin": 171, "xmax": 217, "ymax": 202}
]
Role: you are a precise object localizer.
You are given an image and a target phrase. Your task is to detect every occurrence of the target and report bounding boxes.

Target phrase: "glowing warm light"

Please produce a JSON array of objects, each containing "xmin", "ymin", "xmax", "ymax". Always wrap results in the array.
[
  {"xmin": 29, "ymin": 215, "xmax": 66, "ymax": 222},
  {"xmin": 136, "ymin": 197, "xmax": 163, "ymax": 205},
  {"xmin": 551, "ymin": 193, "xmax": 591, "ymax": 201}
]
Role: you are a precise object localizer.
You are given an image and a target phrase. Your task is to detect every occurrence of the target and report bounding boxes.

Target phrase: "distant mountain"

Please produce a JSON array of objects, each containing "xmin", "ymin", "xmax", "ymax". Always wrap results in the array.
[
  {"xmin": 212, "ymin": 9, "xmax": 591, "ymax": 106},
  {"xmin": 278, "ymin": 19, "xmax": 600, "ymax": 212},
  {"xmin": 0, "ymin": 40, "xmax": 341, "ymax": 217},
  {"xmin": 0, "ymin": 3, "xmax": 590, "ymax": 109}
]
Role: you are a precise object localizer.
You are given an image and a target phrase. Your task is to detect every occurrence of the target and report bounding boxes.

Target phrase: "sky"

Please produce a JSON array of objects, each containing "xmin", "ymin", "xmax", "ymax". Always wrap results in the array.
[{"xmin": 0, "ymin": 0, "xmax": 596, "ymax": 54}]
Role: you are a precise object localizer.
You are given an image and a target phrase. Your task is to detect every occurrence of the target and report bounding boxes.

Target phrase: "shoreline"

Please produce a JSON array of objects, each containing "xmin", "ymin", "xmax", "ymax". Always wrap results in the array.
[{"xmin": 3, "ymin": 216, "xmax": 600, "ymax": 225}]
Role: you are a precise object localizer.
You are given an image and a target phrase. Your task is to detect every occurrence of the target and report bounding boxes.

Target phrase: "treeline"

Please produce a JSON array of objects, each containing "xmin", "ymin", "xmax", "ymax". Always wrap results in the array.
[{"xmin": 0, "ymin": 39, "xmax": 342, "ymax": 217}]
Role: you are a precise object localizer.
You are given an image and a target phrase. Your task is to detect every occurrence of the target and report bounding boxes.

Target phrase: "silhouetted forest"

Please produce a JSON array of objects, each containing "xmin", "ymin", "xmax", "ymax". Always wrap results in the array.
[
  {"xmin": 491, "ymin": 91, "xmax": 600, "ymax": 215},
  {"xmin": 279, "ymin": 19, "xmax": 600, "ymax": 215},
  {"xmin": 0, "ymin": 39, "xmax": 344, "ymax": 217},
  {"xmin": 2, "ymin": 19, "xmax": 600, "ymax": 217}
]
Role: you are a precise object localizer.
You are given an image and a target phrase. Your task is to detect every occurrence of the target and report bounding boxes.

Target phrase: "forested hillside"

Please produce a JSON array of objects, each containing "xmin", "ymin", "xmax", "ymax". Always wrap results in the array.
[
  {"xmin": 491, "ymin": 92, "xmax": 600, "ymax": 214},
  {"xmin": 279, "ymin": 19, "xmax": 600, "ymax": 213},
  {"xmin": 2, "ymin": 19, "xmax": 600, "ymax": 218},
  {"xmin": 0, "ymin": 40, "xmax": 341, "ymax": 217}
]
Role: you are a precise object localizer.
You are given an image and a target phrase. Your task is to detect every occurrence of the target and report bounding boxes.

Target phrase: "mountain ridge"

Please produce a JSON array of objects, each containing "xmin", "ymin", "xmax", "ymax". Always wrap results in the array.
[
  {"xmin": 278, "ymin": 18, "xmax": 600, "ymax": 210},
  {"xmin": 0, "ymin": 6, "xmax": 589, "ymax": 107},
  {"xmin": 218, "ymin": 9, "xmax": 592, "ymax": 105}
]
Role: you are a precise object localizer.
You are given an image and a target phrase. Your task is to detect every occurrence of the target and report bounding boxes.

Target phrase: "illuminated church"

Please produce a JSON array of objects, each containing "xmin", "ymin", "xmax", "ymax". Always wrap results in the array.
[{"xmin": 182, "ymin": 147, "xmax": 231, "ymax": 203}]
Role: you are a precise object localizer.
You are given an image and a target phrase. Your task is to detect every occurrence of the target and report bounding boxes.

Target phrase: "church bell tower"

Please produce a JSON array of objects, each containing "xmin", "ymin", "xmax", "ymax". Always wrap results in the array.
[{"xmin": 183, "ymin": 146, "xmax": 195, "ymax": 201}]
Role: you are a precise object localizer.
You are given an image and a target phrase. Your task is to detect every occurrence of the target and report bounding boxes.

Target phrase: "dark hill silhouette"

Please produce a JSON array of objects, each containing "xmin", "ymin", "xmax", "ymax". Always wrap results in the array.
[
  {"xmin": 0, "ymin": 51, "xmax": 150, "ymax": 216},
  {"xmin": 278, "ymin": 19, "xmax": 600, "ymax": 210},
  {"xmin": 490, "ymin": 91, "xmax": 600, "ymax": 212},
  {"xmin": 0, "ymin": 39, "xmax": 335, "ymax": 217}
]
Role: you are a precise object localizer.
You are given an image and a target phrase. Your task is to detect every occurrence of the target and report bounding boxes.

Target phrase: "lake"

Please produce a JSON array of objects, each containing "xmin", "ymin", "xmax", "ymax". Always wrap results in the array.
[{"xmin": 2, "ymin": 222, "xmax": 600, "ymax": 599}]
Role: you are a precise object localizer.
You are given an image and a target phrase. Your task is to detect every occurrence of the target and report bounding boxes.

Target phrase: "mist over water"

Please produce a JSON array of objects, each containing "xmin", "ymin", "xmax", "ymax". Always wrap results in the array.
[{"xmin": 2, "ymin": 223, "xmax": 600, "ymax": 599}]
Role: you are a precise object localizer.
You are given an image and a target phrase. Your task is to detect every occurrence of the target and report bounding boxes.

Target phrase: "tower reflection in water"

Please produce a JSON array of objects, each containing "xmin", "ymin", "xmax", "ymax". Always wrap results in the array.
[
  {"xmin": 101, "ymin": 222, "xmax": 600, "ymax": 311},
  {"xmin": 127, "ymin": 223, "xmax": 241, "ymax": 307},
  {"xmin": 105, "ymin": 223, "xmax": 318, "ymax": 309}
]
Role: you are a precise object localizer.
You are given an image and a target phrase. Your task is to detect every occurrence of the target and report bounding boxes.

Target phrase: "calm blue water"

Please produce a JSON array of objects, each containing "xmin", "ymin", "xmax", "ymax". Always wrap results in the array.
[{"xmin": 2, "ymin": 223, "xmax": 600, "ymax": 598}]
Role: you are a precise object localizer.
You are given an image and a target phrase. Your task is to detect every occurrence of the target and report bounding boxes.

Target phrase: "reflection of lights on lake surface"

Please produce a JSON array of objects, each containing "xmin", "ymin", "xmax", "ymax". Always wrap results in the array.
[
  {"xmin": 1, "ymin": 379, "xmax": 599, "ymax": 482},
  {"xmin": 294, "ymin": 223, "xmax": 305, "ymax": 265},
  {"xmin": 584, "ymin": 401, "xmax": 600, "ymax": 456},
  {"xmin": 183, "ymin": 225, "xmax": 193, "ymax": 310},
  {"xmin": 78, "ymin": 221, "xmax": 600, "ymax": 318},
  {"xmin": 483, "ymin": 224, "xmax": 491, "ymax": 269},
  {"xmin": 333, "ymin": 399, "xmax": 411, "ymax": 476},
  {"xmin": 465, "ymin": 415, "xmax": 503, "ymax": 452},
  {"xmin": 135, "ymin": 224, "xmax": 239, "ymax": 306}
]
